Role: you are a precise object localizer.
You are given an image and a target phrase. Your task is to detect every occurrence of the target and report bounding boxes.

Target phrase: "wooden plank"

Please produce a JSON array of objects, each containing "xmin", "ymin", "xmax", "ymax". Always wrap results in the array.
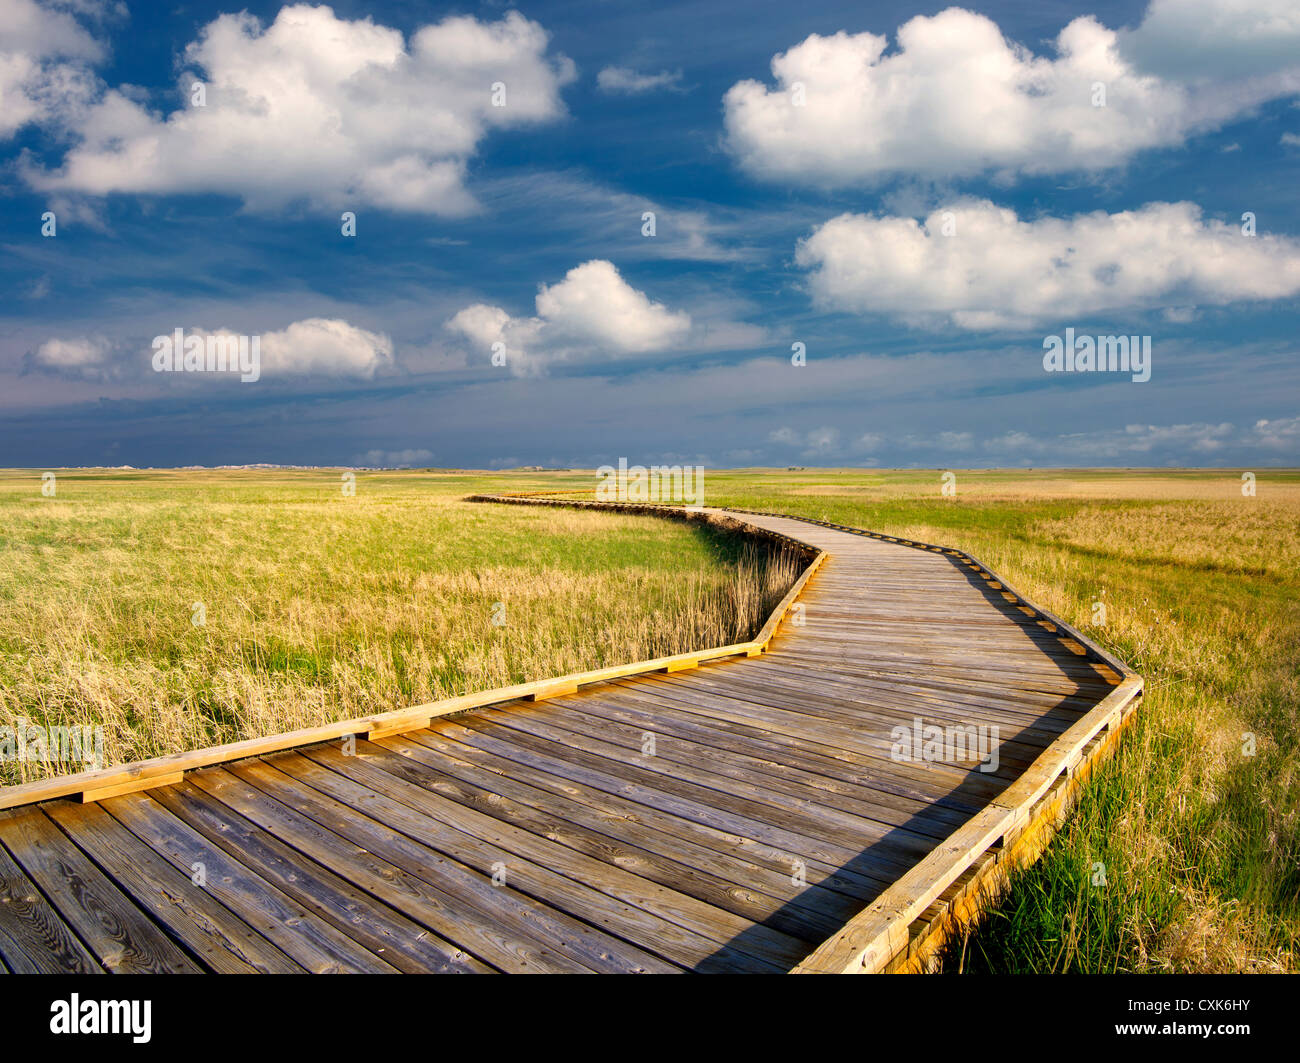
[
  {"xmin": 0, "ymin": 832, "xmax": 103, "ymax": 974},
  {"xmin": 761, "ymin": 649, "xmax": 1114, "ymax": 700},
  {"xmin": 103, "ymin": 792, "xmax": 399, "ymax": 973},
  {"xmin": 675, "ymin": 660, "xmax": 1077, "ymax": 756},
  {"xmin": 292, "ymin": 744, "xmax": 824, "ymax": 960},
  {"xmin": 188, "ymin": 764, "xmax": 628, "ymax": 974},
  {"xmin": 421, "ymin": 720, "xmax": 889, "ymax": 896},
  {"xmin": 470, "ymin": 707, "xmax": 944, "ymax": 874},
  {"xmin": 366, "ymin": 720, "xmax": 429, "ymax": 742},
  {"xmin": 150, "ymin": 779, "xmax": 488, "ymax": 973},
  {"xmin": 733, "ymin": 661, "xmax": 1088, "ymax": 750},
  {"xmin": 320, "ymin": 738, "xmax": 852, "ymax": 942},
  {"xmin": 44, "ymin": 800, "xmax": 305, "ymax": 973},
  {"xmin": 526, "ymin": 679, "xmax": 580, "ymax": 701},
  {"xmin": 540, "ymin": 693, "xmax": 972, "ymax": 835},
  {"xmin": 494, "ymin": 697, "xmax": 960, "ymax": 844},
  {"xmin": 588, "ymin": 682, "xmax": 981, "ymax": 825},
  {"xmin": 637, "ymin": 671, "xmax": 1015, "ymax": 797},
  {"xmin": 253, "ymin": 752, "xmax": 804, "ymax": 972},
  {"xmin": 0, "ymin": 808, "xmax": 198, "ymax": 973},
  {"xmin": 451, "ymin": 715, "xmax": 916, "ymax": 878},
  {"xmin": 622, "ymin": 674, "xmax": 993, "ymax": 812},
  {"xmin": 393, "ymin": 726, "xmax": 884, "ymax": 903},
  {"xmin": 81, "ymin": 771, "xmax": 184, "ymax": 803}
]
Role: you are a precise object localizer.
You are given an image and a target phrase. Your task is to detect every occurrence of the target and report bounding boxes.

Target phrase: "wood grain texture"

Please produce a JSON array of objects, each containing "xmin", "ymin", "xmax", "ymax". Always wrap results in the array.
[{"xmin": 0, "ymin": 808, "xmax": 198, "ymax": 973}]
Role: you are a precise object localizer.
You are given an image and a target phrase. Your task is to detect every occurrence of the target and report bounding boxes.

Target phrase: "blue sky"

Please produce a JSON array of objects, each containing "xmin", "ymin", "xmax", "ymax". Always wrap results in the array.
[{"xmin": 2, "ymin": 0, "xmax": 1298, "ymax": 468}]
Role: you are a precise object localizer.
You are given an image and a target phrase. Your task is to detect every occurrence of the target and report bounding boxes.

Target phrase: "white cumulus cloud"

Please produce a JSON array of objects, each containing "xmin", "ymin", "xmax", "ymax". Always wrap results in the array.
[
  {"xmin": 257, "ymin": 319, "xmax": 394, "ymax": 378},
  {"xmin": 0, "ymin": 0, "xmax": 104, "ymax": 138},
  {"xmin": 447, "ymin": 260, "xmax": 691, "ymax": 375},
  {"xmin": 33, "ymin": 334, "xmax": 109, "ymax": 367},
  {"xmin": 28, "ymin": 333, "xmax": 115, "ymax": 378},
  {"xmin": 24, "ymin": 4, "xmax": 574, "ymax": 214},
  {"xmin": 1120, "ymin": 0, "xmax": 1300, "ymax": 81},
  {"xmin": 31, "ymin": 318, "xmax": 392, "ymax": 382},
  {"xmin": 723, "ymin": 3, "xmax": 1300, "ymax": 185},
  {"xmin": 796, "ymin": 200, "xmax": 1300, "ymax": 329}
]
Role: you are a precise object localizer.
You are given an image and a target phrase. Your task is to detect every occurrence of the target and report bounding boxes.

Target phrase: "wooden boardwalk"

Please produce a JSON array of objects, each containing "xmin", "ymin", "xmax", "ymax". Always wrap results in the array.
[{"xmin": 0, "ymin": 503, "xmax": 1140, "ymax": 973}]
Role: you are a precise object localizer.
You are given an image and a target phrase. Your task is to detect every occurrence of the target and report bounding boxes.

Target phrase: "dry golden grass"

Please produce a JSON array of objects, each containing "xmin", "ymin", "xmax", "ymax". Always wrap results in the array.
[
  {"xmin": 1035, "ymin": 499, "xmax": 1300, "ymax": 578},
  {"xmin": 785, "ymin": 470, "xmax": 1300, "ymax": 502},
  {"xmin": 0, "ymin": 473, "xmax": 801, "ymax": 783}
]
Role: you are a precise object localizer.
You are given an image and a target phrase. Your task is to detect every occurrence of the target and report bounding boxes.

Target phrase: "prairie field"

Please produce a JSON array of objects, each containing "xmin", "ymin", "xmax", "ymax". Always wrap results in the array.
[
  {"xmin": 0, "ymin": 465, "xmax": 1296, "ymax": 976},
  {"xmin": 0, "ymin": 468, "xmax": 801, "ymax": 784}
]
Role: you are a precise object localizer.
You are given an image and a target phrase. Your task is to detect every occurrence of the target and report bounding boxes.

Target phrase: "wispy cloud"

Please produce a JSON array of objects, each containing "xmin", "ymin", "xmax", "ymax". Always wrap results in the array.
[
  {"xmin": 597, "ymin": 66, "xmax": 684, "ymax": 94},
  {"xmin": 351, "ymin": 447, "xmax": 434, "ymax": 468}
]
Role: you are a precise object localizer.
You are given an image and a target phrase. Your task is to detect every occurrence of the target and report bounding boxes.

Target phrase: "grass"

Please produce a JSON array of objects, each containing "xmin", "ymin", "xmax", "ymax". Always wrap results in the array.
[
  {"xmin": 0, "ymin": 468, "xmax": 802, "ymax": 784},
  {"xmin": 2, "ymin": 464, "xmax": 1295, "ymax": 974}
]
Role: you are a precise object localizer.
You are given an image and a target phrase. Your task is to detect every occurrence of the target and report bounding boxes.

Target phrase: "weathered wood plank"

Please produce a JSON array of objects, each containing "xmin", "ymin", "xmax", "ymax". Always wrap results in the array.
[
  {"xmin": 313, "ymin": 738, "xmax": 851, "ymax": 941},
  {"xmin": 394, "ymin": 726, "xmax": 883, "ymax": 902},
  {"xmin": 196, "ymin": 762, "xmax": 647, "ymax": 973},
  {"xmin": 103, "ymin": 792, "xmax": 399, "ymax": 973},
  {"xmin": 0, "ymin": 808, "xmax": 199, "ymax": 973},
  {"xmin": 259, "ymin": 750, "xmax": 803, "ymax": 972},
  {"xmin": 302, "ymin": 742, "xmax": 832, "ymax": 954},
  {"xmin": 0, "ymin": 831, "xmax": 103, "ymax": 974},
  {"xmin": 44, "ymin": 801, "xmax": 303, "ymax": 973},
  {"xmin": 150, "ymin": 780, "xmax": 488, "ymax": 973}
]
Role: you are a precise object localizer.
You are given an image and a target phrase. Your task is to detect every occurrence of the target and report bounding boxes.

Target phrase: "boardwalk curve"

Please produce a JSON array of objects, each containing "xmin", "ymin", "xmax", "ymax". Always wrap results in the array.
[{"xmin": 0, "ymin": 498, "xmax": 1141, "ymax": 973}]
